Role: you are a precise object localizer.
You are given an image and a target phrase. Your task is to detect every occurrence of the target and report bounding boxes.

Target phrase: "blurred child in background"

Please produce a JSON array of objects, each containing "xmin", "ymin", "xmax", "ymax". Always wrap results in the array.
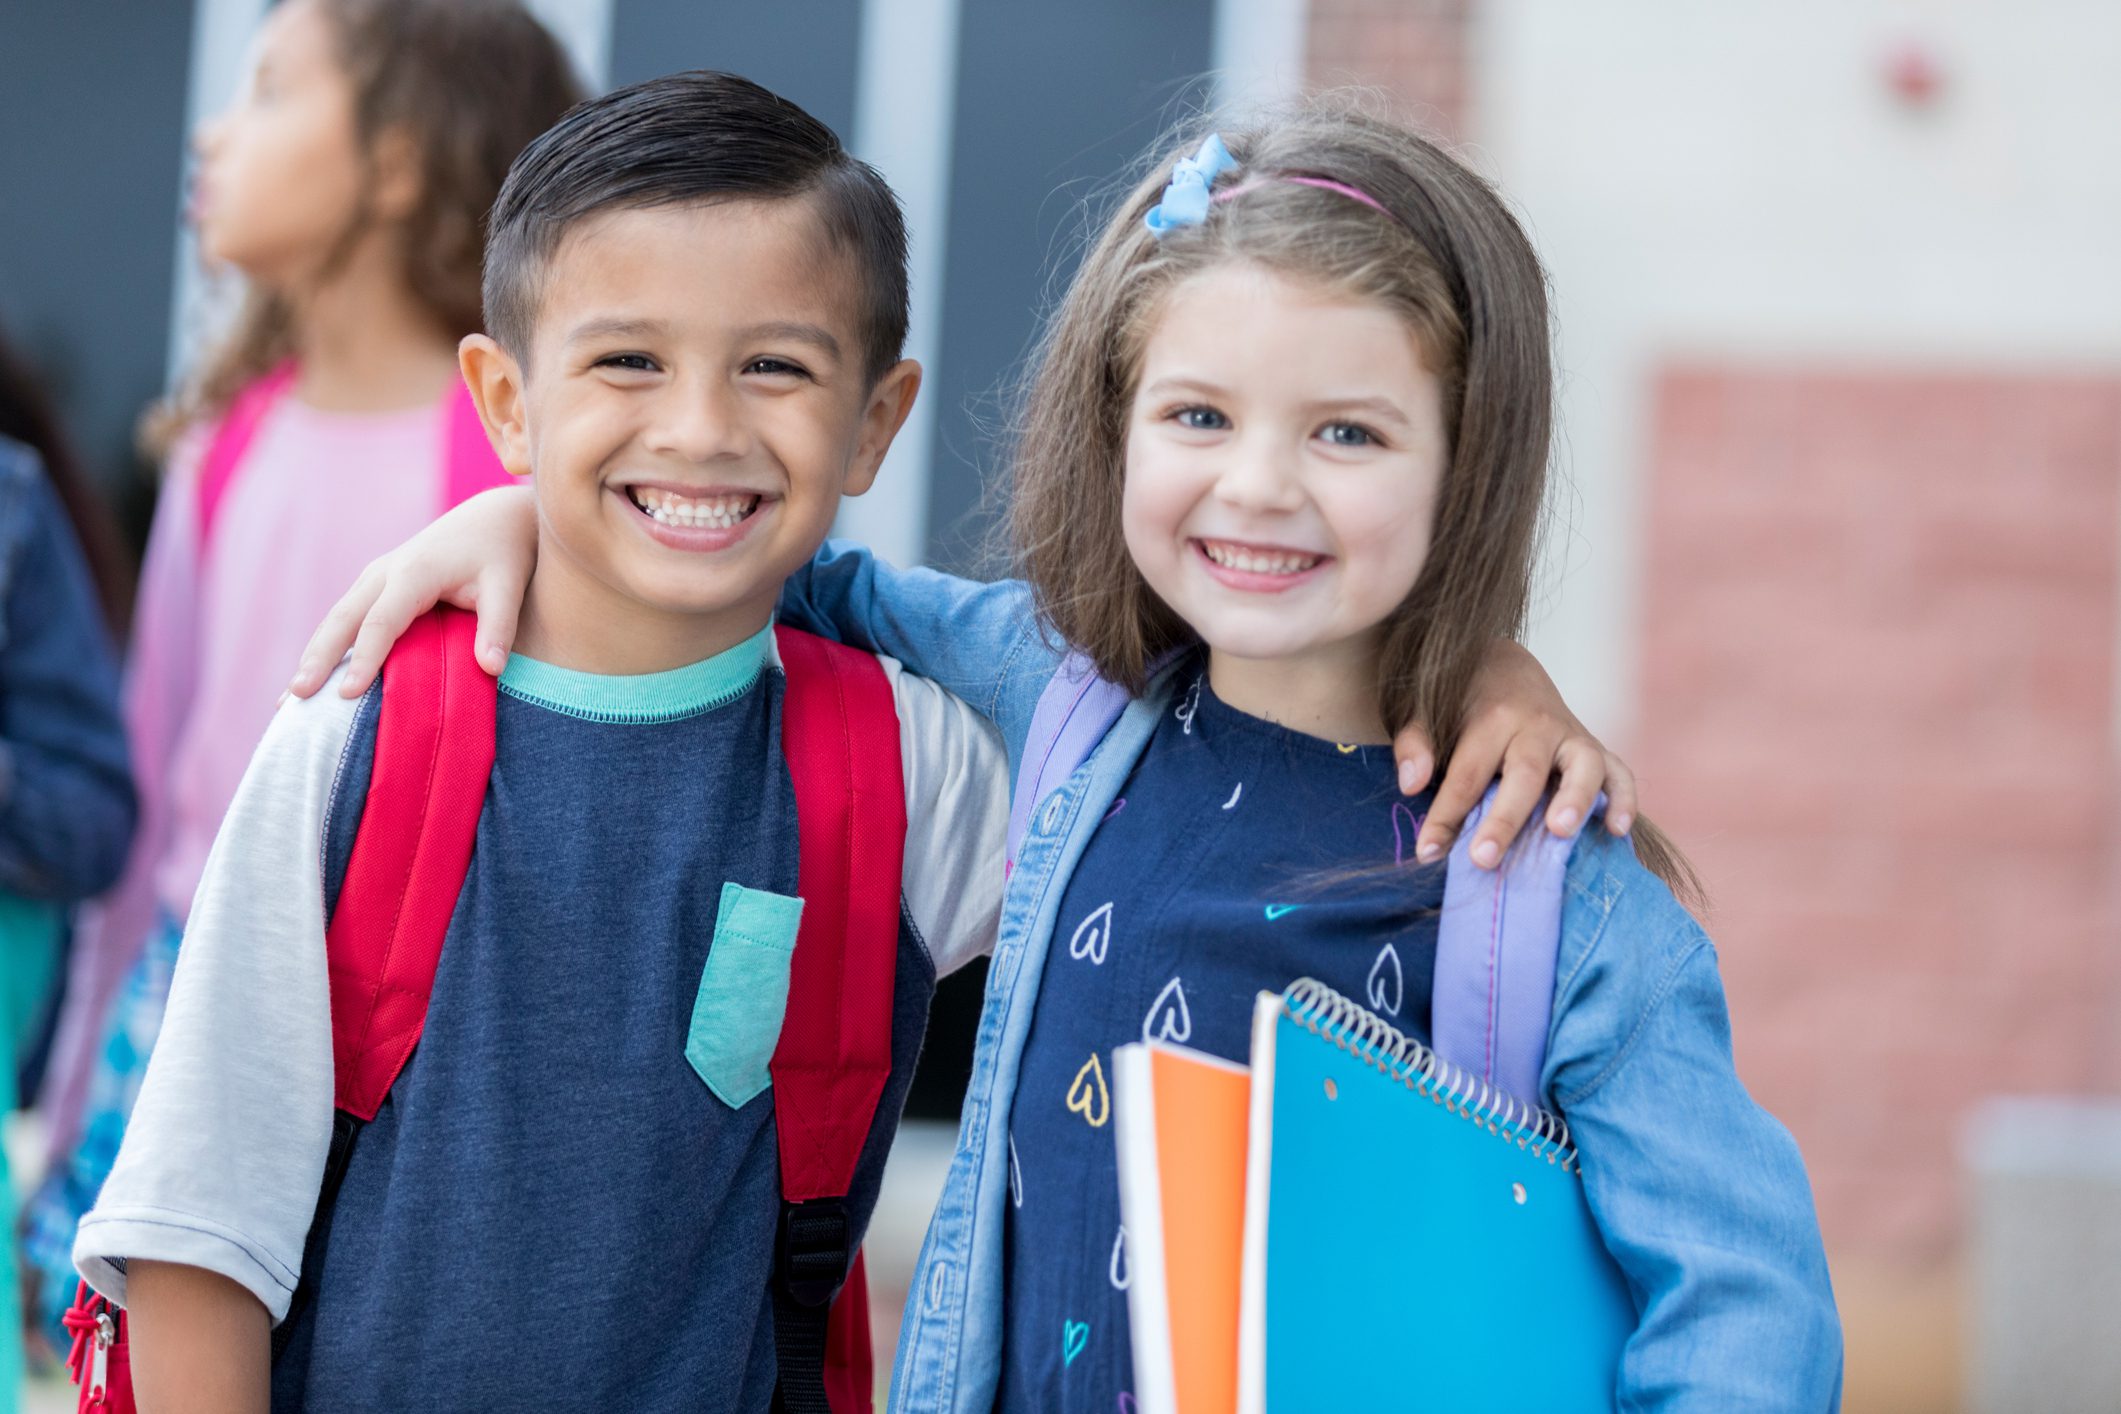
[
  {"xmin": 0, "ymin": 329, "xmax": 135, "ymax": 1413},
  {"xmin": 23, "ymin": 0, "xmax": 582, "ymax": 1340}
]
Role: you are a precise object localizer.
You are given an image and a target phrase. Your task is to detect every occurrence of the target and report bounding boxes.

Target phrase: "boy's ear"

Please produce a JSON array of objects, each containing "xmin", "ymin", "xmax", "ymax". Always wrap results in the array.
[
  {"xmin": 459, "ymin": 335, "xmax": 533, "ymax": 477},
  {"xmin": 841, "ymin": 359, "xmax": 922, "ymax": 498}
]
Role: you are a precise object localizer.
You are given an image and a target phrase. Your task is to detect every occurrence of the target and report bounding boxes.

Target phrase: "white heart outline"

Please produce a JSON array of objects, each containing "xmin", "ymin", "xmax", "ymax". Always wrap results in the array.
[
  {"xmin": 1367, "ymin": 942, "xmax": 1404, "ymax": 1016},
  {"xmin": 1068, "ymin": 901, "xmax": 1114, "ymax": 965},
  {"xmin": 1142, "ymin": 975, "xmax": 1193, "ymax": 1043}
]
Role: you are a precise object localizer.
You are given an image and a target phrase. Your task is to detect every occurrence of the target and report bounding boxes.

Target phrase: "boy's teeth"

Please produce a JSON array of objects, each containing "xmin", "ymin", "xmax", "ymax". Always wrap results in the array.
[
  {"xmin": 1201, "ymin": 541, "xmax": 1322, "ymax": 575},
  {"xmin": 630, "ymin": 487, "xmax": 761, "ymax": 529}
]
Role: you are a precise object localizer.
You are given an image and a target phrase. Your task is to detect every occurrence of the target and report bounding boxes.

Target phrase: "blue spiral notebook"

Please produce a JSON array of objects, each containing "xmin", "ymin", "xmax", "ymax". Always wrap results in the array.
[{"xmin": 1238, "ymin": 980, "xmax": 1636, "ymax": 1412}]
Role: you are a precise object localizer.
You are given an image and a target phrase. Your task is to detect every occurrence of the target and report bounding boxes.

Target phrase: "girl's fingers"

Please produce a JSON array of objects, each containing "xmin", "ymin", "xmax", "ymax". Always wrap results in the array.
[
  {"xmin": 1603, "ymin": 750, "xmax": 1639, "ymax": 836},
  {"xmin": 1466, "ymin": 748, "xmax": 1552, "ymax": 869},
  {"xmin": 338, "ymin": 574, "xmax": 440, "ymax": 698},
  {"xmin": 1544, "ymin": 736, "xmax": 1604, "ymax": 838},
  {"xmin": 289, "ymin": 562, "xmax": 387, "ymax": 698},
  {"xmin": 468, "ymin": 571, "xmax": 522, "ymax": 676},
  {"xmin": 1391, "ymin": 719, "xmax": 1437, "ymax": 796}
]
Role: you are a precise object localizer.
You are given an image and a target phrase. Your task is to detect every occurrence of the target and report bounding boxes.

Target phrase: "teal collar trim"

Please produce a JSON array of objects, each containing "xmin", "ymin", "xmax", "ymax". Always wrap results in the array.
[{"xmin": 498, "ymin": 623, "xmax": 770, "ymax": 724}]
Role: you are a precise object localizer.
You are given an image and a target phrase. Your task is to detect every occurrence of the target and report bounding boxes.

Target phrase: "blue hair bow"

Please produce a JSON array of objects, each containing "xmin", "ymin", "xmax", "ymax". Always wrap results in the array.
[{"xmin": 1144, "ymin": 133, "xmax": 1238, "ymax": 236}]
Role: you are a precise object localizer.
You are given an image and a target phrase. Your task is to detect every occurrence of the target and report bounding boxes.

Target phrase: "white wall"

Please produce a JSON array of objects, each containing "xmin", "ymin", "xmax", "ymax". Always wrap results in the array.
[{"xmin": 1474, "ymin": 0, "xmax": 2121, "ymax": 740}]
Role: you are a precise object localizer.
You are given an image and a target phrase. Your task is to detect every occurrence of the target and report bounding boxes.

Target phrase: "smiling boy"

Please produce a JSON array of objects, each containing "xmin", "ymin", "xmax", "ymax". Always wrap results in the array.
[{"xmin": 72, "ymin": 72, "xmax": 1009, "ymax": 1412}]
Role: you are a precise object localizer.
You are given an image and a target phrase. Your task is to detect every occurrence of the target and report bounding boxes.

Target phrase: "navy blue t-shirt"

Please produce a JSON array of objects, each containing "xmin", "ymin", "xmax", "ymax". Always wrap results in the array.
[
  {"xmin": 273, "ymin": 646, "xmax": 934, "ymax": 1412},
  {"xmin": 996, "ymin": 664, "xmax": 1444, "ymax": 1412}
]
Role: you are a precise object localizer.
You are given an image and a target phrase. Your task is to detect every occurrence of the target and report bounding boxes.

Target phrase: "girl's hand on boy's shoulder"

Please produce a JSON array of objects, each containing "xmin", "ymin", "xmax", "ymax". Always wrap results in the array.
[
  {"xmin": 1395, "ymin": 639, "xmax": 1637, "ymax": 870},
  {"xmin": 288, "ymin": 485, "xmax": 539, "ymax": 700}
]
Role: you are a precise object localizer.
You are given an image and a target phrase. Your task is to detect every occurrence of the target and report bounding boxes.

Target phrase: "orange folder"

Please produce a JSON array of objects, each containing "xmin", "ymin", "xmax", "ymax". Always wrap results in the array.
[{"xmin": 1113, "ymin": 1039, "xmax": 1252, "ymax": 1414}]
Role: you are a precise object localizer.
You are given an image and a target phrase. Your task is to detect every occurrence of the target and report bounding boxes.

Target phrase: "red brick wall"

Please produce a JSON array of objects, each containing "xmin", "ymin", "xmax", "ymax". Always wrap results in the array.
[
  {"xmin": 1638, "ymin": 368, "xmax": 2121, "ymax": 1264},
  {"xmin": 1306, "ymin": 0, "xmax": 1471, "ymax": 139}
]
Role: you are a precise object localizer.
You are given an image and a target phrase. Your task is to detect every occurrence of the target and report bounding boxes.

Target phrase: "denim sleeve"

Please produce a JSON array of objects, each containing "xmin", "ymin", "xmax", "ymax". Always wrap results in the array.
[
  {"xmin": 778, "ymin": 539, "xmax": 1062, "ymax": 767},
  {"xmin": 1546, "ymin": 839, "xmax": 1843, "ymax": 1411},
  {"xmin": 0, "ymin": 451, "xmax": 135, "ymax": 901}
]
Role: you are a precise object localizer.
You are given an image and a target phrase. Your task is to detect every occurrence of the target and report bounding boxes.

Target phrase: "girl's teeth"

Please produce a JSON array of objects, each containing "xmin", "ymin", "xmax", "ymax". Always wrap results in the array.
[
  {"xmin": 631, "ymin": 488, "xmax": 760, "ymax": 529},
  {"xmin": 1202, "ymin": 541, "xmax": 1321, "ymax": 575}
]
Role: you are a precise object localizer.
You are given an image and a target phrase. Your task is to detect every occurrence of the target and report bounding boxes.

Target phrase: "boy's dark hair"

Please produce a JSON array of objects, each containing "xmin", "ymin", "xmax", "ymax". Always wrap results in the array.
[{"xmin": 485, "ymin": 70, "xmax": 910, "ymax": 383}]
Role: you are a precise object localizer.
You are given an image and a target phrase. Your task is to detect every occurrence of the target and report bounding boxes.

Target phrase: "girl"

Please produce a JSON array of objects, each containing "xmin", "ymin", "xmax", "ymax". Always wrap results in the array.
[
  {"xmin": 0, "ymin": 335, "xmax": 135, "ymax": 1414},
  {"xmin": 23, "ymin": 0, "xmax": 582, "ymax": 1339},
  {"xmin": 287, "ymin": 105, "xmax": 1838, "ymax": 1407}
]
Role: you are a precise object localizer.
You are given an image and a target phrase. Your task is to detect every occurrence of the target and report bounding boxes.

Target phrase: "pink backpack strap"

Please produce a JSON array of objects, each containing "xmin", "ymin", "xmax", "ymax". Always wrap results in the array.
[
  {"xmin": 326, "ymin": 607, "xmax": 497, "ymax": 1120},
  {"xmin": 440, "ymin": 375, "xmax": 516, "ymax": 507},
  {"xmin": 194, "ymin": 363, "xmax": 298, "ymax": 553},
  {"xmin": 770, "ymin": 626, "xmax": 905, "ymax": 1414}
]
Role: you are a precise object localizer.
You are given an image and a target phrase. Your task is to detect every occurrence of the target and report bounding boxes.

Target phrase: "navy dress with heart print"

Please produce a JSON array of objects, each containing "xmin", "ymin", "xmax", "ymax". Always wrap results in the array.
[{"xmin": 994, "ymin": 660, "xmax": 1446, "ymax": 1413}]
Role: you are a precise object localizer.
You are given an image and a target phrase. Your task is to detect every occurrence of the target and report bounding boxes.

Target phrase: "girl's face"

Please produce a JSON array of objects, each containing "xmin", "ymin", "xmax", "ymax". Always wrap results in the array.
[
  {"xmin": 190, "ymin": 0, "xmax": 370, "ymax": 284},
  {"xmin": 1122, "ymin": 262, "xmax": 1449, "ymax": 680}
]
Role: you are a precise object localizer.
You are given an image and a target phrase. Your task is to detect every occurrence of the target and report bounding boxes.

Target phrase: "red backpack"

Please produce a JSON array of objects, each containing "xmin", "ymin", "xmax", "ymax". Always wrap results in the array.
[{"xmin": 69, "ymin": 608, "xmax": 901, "ymax": 1413}]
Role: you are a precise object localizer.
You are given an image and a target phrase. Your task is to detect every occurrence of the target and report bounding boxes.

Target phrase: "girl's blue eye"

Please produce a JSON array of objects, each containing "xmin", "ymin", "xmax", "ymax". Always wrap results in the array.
[
  {"xmin": 1175, "ymin": 406, "xmax": 1229, "ymax": 431},
  {"xmin": 1320, "ymin": 421, "xmax": 1379, "ymax": 448}
]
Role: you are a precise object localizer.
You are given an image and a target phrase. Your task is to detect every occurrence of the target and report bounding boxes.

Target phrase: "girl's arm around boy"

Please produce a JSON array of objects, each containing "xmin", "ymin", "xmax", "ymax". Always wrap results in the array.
[{"xmin": 1550, "ymin": 830, "xmax": 1843, "ymax": 1409}]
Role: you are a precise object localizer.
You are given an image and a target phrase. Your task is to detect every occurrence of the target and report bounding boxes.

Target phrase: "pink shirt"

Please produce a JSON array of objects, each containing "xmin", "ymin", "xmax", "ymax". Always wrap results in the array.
[{"xmin": 156, "ymin": 395, "xmax": 452, "ymax": 916}]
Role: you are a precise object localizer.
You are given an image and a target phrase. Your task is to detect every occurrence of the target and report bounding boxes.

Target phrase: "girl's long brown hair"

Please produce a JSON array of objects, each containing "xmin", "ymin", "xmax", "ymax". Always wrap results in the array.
[
  {"xmin": 148, "ymin": 0, "xmax": 582, "ymax": 453},
  {"xmin": 1009, "ymin": 97, "xmax": 1698, "ymax": 902}
]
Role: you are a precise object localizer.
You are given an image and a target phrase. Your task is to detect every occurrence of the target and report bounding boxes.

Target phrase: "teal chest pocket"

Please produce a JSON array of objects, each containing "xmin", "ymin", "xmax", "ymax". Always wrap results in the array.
[{"xmin": 686, "ymin": 882, "xmax": 804, "ymax": 1108}]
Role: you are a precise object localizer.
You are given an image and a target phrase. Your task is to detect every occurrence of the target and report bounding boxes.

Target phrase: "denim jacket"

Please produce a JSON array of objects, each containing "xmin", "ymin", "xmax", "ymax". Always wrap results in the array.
[
  {"xmin": 782, "ymin": 542, "xmax": 1843, "ymax": 1413},
  {"xmin": 0, "ymin": 437, "xmax": 133, "ymax": 903}
]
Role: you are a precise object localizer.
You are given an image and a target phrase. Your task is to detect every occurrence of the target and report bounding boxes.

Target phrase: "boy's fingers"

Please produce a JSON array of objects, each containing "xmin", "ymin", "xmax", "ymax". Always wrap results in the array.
[
  {"xmin": 1544, "ymin": 736, "xmax": 1603, "ymax": 838},
  {"xmin": 1468, "ymin": 750, "xmax": 1550, "ymax": 869},
  {"xmin": 1603, "ymin": 751, "xmax": 1639, "ymax": 836},
  {"xmin": 290, "ymin": 564, "xmax": 385, "ymax": 698},
  {"xmin": 1391, "ymin": 719, "xmax": 1437, "ymax": 796},
  {"xmin": 1412, "ymin": 726, "xmax": 1503, "ymax": 863}
]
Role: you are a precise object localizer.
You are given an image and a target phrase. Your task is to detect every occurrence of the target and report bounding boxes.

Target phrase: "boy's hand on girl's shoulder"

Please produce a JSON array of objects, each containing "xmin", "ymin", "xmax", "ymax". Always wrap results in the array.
[
  {"xmin": 1394, "ymin": 639, "xmax": 1638, "ymax": 870},
  {"xmin": 288, "ymin": 485, "xmax": 539, "ymax": 701}
]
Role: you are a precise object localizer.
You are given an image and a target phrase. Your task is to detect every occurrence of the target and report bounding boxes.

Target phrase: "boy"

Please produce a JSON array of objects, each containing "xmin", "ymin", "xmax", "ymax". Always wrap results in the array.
[{"xmin": 73, "ymin": 71, "xmax": 1008, "ymax": 1411}]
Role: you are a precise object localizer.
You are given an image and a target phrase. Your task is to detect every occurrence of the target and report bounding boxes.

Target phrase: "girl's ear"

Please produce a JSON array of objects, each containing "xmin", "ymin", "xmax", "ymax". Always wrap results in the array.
[
  {"xmin": 459, "ymin": 335, "xmax": 533, "ymax": 477},
  {"xmin": 842, "ymin": 359, "xmax": 922, "ymax": 497},
  {"xmin": 369, "ymin": 125, "xmax": 424, "ymax": 224}
]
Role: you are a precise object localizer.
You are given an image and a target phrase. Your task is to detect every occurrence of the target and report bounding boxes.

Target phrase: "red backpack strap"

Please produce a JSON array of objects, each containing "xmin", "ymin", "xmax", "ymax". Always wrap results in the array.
[
  {"xmin": 326, "ymin": 607, "xmax": 496, "ymax": 1120},
  {"xmin": 195, "ymin": 362, "xmax": 298, "ymax": 554},
  {"xmin": 770, "ymin": 626, "xmax": 904, "ymax": 1414}
]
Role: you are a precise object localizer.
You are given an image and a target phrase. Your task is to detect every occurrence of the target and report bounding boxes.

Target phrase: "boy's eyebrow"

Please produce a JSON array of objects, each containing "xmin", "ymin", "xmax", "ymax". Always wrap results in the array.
[
  {"xmin": 564, "ymin": 315, "xmax": 674, "ymax": 344},
  {"xmin": 739, "ymin": 321, "xmax": 843, "ymax": 361}
]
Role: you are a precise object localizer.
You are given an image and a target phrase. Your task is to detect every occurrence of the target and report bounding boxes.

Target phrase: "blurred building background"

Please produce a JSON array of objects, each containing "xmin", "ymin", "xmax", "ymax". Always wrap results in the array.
[{"xmin": 4, "ymin": 1, "xmax": 2118, "ymax": 1410}]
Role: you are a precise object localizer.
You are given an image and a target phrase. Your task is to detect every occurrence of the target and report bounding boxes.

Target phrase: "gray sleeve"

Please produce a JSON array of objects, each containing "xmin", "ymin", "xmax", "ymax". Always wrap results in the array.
[
  {"xmin": 73, "ymin": 675, "xmax": 363, "ymax": 1321},
  {"xmin": 883, "ymin": 659, "xmax": 1010, "ymax": 978}
]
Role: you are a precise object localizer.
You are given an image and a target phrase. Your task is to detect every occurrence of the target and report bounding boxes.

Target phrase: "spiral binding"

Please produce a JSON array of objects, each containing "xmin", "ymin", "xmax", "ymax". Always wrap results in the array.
[{"xmin": 1281, "ymin": 977, "xmax": 1580, "ymax": 1173}]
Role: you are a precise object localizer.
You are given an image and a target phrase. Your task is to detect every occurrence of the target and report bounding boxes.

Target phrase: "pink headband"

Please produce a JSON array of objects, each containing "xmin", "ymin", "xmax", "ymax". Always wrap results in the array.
[{"xmin": 1214, "ymin": 174, "xmax": 1400, "ymax": 223}]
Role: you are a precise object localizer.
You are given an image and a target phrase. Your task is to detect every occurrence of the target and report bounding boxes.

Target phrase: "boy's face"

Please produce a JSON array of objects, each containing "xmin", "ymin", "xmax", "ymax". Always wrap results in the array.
[{"xmin": 465, "ymin": 199, "xmax": 916, "ymax": 658}]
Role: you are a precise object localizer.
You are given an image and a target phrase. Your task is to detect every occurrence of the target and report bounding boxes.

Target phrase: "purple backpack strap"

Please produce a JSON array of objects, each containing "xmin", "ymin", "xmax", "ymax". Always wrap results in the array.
[
  {"xmin": 1432, "ymin": 786, "xmax": 1602, "ymax": 1107},
  {"xmin": 1006, "ymin": 651, "xmax": 1134, "ymax": 870}
]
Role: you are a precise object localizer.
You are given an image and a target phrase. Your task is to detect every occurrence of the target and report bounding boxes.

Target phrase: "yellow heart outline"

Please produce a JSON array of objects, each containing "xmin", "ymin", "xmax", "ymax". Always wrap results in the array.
[{"xmin": 1067, "ymin": 1054, "xmax": 1110, "ymax": 1128}]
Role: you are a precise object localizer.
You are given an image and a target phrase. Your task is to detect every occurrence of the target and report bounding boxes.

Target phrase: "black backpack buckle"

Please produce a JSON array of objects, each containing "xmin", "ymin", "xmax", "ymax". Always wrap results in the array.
[{"xmin": 777, "ymin": 1199, "xmax": 851, "ymax": 1309}]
